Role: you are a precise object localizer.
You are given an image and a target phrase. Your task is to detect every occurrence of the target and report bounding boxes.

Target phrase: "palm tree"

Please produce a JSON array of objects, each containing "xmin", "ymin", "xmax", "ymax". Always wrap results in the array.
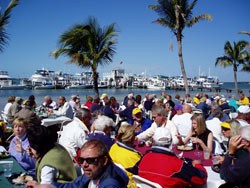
[
  {"xmin": 149, "ymin": 0, "xmax": 212, "ymax": 94},
  {"xmin": 52, "ymin": 17, "xmax": 118, "ymax": 97},
  {"xmin": 0, "ymin": 0, "xmax": 19, "ymax": 53},
  {"xmin": 215, "ymin": 40, "xmax": 249, "ymax": 96}
]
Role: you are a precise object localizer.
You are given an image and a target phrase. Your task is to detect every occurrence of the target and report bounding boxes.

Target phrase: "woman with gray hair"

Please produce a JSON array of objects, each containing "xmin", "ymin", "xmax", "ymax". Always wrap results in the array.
[{"xmin": 88, "ymin": 115, "xmax": 115, "ymax": 149}]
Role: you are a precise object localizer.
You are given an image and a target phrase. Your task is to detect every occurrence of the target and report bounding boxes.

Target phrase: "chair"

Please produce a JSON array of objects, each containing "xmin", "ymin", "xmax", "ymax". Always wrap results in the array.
[
  {"xmin": 132, "ymin": 175, "xmax": 162, "ymax": 188},
  {"xmin": 223, "ymin": 109, "xmax": 231, "ymax": 115},
  {"xmin": 57, "ymin": 119, "xmax": 72, "ymax": 143}
]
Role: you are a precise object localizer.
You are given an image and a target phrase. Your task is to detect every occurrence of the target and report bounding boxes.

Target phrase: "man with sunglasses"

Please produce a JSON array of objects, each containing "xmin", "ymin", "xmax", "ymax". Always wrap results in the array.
[
  {"xmin": 53, "ymin": 139, "xmax": 129, "ymax": 188},
  {"xmin": 220, "ymin": 125, "xmax": 250, "ymax": 188}
]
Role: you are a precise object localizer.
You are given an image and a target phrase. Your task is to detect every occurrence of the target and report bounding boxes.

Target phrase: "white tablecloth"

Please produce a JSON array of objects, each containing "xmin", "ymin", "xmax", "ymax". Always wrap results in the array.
[
  {"xmin": 41, "ymin": 116, "xmax": 71, "ymax": 127},
  {"xmin": 205, "ymin": 166, "xmax": 225, "ymax": 188}
]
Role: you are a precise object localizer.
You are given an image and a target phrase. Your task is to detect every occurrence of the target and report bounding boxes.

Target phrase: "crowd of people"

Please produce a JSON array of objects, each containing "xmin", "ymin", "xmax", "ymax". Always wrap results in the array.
[{"xmin": 0, "ymin": 90, "xmax": 250, "ymax": 188}]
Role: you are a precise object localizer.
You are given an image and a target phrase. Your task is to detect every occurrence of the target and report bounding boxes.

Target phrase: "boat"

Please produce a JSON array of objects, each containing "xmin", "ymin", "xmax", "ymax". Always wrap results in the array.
[
  {"xmin": 98, "ymin": 81, "xmax": 109, "ymax": 89},
  {"xmin": 0, "ymin": 71, "xmax": 26, "ymax": 90},
  {"xmin": 196, "ymin": 75, "xmax": 223, "ymax": 89},
  {"xmin": 66, "ymin": 83, "xmax": 93, "ymax": 89},
  {"xmin": 34, "ymin": 82, "xmax": 55, "ymax": 90}
]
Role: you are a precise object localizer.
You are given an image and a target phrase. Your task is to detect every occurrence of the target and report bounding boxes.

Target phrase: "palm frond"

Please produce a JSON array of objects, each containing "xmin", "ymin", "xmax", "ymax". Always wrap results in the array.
[
  {"xmin": 186, "ymin": 14, "xmax": 212, "ymax": 27},
  {"xmin": 239, "ymin": 31, "xmax": 250, "ymax": 36},
  {"xmin": 215, "ymin": 56, "xmax": 233, "ymax": 68},
  {"xmin": 0, "ymin": 0, "xmax": 19, "ymax": 52}
]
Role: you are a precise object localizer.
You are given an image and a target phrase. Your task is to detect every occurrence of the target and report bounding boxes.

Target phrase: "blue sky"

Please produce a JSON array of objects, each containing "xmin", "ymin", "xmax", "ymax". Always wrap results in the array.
[{"xmin": 1, "ymin": 0, "xmax": 250, "ymax": 82}]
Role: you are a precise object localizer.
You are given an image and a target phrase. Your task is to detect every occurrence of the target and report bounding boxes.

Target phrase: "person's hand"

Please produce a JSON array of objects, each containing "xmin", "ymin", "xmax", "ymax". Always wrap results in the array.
[
  {"xmin": 15, "ymin": 138, "xmax": 23, "ymax": 153},
  {"xmin": 228, "ymin": 135, "xmax": 244, "ymax": 155},
  {"xmin": 192, "ymin": 160, "xmax": 201, "ymax": 166},
  {"xmin": 26, "ymin": 180, "xmax": 38, "ymax": 188},
  {"xmin": 218, "ymin": 155, "xmax": 225, "ymax": 164},
  {"xmin": 190, "ymin": 137, "xmax": 201, "ymax": 144}
]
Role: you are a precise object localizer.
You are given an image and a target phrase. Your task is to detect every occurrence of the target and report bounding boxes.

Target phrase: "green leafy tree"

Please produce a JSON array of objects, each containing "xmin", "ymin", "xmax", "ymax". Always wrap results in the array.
[
  {"xmin": 52, "ymin": 17, "xmax": 118, "ymax": 97},
  {"xmin": 149, "ymin": 0, "xmax": 212, "ymax": 94},
  {"xmin": 215, "ymin": 40, "xmax": 249, "ymax": 96},
  {"xmin": 0, "ymin": 0, "xmax": 19, "ymax": 52}
]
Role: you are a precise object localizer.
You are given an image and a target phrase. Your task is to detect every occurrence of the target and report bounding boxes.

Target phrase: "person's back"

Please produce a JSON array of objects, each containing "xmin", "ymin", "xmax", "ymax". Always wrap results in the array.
[
  {"xmin": 138, "ymin": 127, "xmax": 207, "ymax": 188},
  {"xmin": 59, "ymin": 117, "xmax": 89, "ymax": 159},
  {"xmin": 14, "ymin": 101, "xmax": 41, "ymax": 126}
]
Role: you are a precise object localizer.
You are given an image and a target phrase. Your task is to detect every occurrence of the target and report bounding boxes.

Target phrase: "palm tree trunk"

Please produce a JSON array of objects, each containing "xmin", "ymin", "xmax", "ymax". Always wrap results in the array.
[
  {"xmin": 177, "ymin": 35, "xmax": 189, "ymax": 95},
  {"xmin": 233, "ymin": 64, "xmax": 239, "ymax": 97},
  {"xmin": 92, "ymin": 65, "xmax": 99, "ymax": 97}
]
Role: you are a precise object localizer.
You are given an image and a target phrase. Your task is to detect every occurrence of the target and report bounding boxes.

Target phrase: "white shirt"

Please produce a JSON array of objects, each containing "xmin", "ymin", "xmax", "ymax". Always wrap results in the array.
[
  {"xmin": 69, "ymin": 100, "xmax": 77, "ymax": 113},
  {"xmin": 3, "ymin": 102, "xmax": 12, "ymax": 115},
  {"xmin": 40, "ymin": 166, "xmax": 57, "ymax": 184},
  {"xmin": 206, "ymin": 117, "xmax": 224, "ymax": 142},
  {"xmin": 54, "ymin": 102, "xmax": 74, "ymax": 119},
  {"xmin": 172, "ymin": 113, "xmax": 192, "ymax": 137},
  {"xmin": 59, "ymin": 117, "xmax": 89, "ymax": 158},
  {"xmin": 136, "ymin": 120, "xmax": 179, "ymax": 144}
]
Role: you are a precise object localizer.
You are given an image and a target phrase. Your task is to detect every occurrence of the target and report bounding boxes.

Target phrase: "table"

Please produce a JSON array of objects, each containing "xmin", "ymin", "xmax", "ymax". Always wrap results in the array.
[
  {"xmin": 0, "ymin": 156, "xmax": 26, "ymax": 188},
  {"xmin": 41, "ymin": 116, "xmax": 71, "ymax": 127}
]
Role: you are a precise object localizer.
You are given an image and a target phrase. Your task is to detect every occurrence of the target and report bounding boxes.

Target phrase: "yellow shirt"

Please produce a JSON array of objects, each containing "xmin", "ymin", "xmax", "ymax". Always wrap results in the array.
[{"xmin": 238, "ymin": 96, "xmax": 249, "ymax": 105}]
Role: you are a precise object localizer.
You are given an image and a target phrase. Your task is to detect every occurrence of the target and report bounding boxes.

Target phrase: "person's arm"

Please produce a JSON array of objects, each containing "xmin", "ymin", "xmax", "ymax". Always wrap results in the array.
[
  {"xmin": 173, "ymin": 160, "xmax": 207, "ymax": 185},
  {"xmin": 168, "ymin": 121, "xmax": 179, "ymax": 144},
  {"xmin": 52, "ymin": 176, "xmax": 88, "ymax": 188},
  {"xmin": 220, "ymin": 135, "xmax": 249, "ymax": 184},
  {"xmin": 40, "ymin": 166, "xmax": 58, "ymax": 184},
  {"xmin": 136, "ymin": 122, "xmax": 156, "ymax": 141},
  {"xmin": 181, "ymin": 130, "xmax": 192, "ymax": 145},
  {"xmin": 191, "ymin": 132, "xmax": 213, "ymax": 152}
]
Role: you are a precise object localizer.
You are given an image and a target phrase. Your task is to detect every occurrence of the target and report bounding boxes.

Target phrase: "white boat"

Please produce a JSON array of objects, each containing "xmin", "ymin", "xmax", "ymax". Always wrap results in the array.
[
  {"xmin": 66, "ymin": 83, "xmax": 93, "ymax": 89},
  {"xmin": 145, "ymin": 81, "xmax": 165, "ymax": 90},
  {"xmin": 196, "ymin": 75, "xmax": 222, "ymax": 88},
  {"xmin": 0, "ymin": 71, "xmax": 26, "ymax": 90},
  {"xmin": 34, "ymin": 83, "xmax": 55, "ymax": 90}
]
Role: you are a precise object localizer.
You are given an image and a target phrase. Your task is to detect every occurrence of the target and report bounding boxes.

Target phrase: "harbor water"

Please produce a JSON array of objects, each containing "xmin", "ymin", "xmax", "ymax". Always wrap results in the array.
[{"xmin": 0, "ymin": 82, "xmax": 249, "ymax": 111}]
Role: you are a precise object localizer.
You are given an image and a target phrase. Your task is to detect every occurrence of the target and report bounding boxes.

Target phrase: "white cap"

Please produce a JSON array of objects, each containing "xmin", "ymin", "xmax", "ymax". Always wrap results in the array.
[{"xmin": 238, "ymin": 105, "xmax": 250, "ymax": 114}]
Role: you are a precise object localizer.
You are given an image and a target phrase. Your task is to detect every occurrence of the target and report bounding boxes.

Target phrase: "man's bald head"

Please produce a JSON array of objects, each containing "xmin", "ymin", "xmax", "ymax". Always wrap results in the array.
[{"xmin": 183, "ymin": 104, "xmax": 192, "ymax": 113}]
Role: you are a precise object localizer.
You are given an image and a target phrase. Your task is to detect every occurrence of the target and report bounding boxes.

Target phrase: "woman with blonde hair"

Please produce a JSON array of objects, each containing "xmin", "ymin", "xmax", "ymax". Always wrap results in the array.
[
  {"xmin": 180, "ymin": 113, "xmax": 213, "ymax": 151},
  {"xmin": 109, "ymin": 124, "xmax": 142, "ymax": 188},
  {"xmin": 8, "ymin": 118, "xmax": 36, "ymax": 175}
]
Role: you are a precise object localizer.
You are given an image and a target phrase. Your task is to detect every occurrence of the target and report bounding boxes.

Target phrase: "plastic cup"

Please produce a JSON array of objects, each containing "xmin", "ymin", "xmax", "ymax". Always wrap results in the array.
[
  {"xmin": 2, "ymin": 161, "xmax": 13, "ymax": 177},
  {"xmin": 194, "ymin": 150, "xmax": 202, "ymax": 162},
  {"xmin": 203, "ymin": 149, "xmax": 210, "ymax": 160},
  {"xmin": 212, "ymin": 155, "xmax": 220, "ymax": 165}
]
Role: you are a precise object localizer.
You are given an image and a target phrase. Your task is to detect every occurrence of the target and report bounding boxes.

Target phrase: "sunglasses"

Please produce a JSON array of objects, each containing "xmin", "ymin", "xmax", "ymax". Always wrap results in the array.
[
  {"xmin": 221, "ymin": 127, "xmax": 230, "ymax": 131},
  {"xmin": 78, "ymin": 156, "xmax": 102, "ymax": 165}
]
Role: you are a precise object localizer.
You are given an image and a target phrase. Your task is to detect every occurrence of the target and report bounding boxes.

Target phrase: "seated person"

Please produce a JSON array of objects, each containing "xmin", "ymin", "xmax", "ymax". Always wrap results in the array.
[
  {"xmin": 119, "ymin": 99, "xmax": 135, "ymax": 123},
  {"xmin": 179, "ymin": 113, "xmax": 213, "ymax": 152},
  {"xmin": 42, "ymin": 96, "xmax": 57, "ymax": 110},
  {"xmin": 128, "ymin": 108, "xmax": 151, "ymax": 135},
  {"xmin": 109, "ymin": 124, "xmax": 142, "ymax": 187},
  {"xmin": 172, "ymin": 104, "xmax": 192, "ymax": 137},
  {"xmin": 26, "ymin": 125, "xmax": 77, "ymax": 185},
  {"xmin": 89, "ymin": 115, "xmax": 115, "ymax": 150},
  {"xmin": 7, "ymin": 97, "xmax": 23, "ymax": 124},
  {"xmin": 8, "ymin": 118, "xmax": 36, "ymax": 176},
  {"xmin": 58, "ymin": 109, "xmax": 91, "ymax": 159},
  {"xmin": 14, "ymin": 100, "xmax": 41, "ymax": 126},
  {"xmin": 51, "ymin": 140, "xmax": 129, "ymax": 188},
  {"xmin": 51, "ymin": 96, "xmax": 74, "ymax": 119},
  {"xmin": 138, "ymin": 127, "xmax": 207, "ymax": 188},
  {"xmin": 238, "ymin": 92, "xmax": 249, "ymax": 105},
  {"xmin": 220, "ymin": 125, "xmax": 250, "ymax": 188},
  {"xmin": 136, "ymin": 104, "xmax": 179, "ymax": 145}
]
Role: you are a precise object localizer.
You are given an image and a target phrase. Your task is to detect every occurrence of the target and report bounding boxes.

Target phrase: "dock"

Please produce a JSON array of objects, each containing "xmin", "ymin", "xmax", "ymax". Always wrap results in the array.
[{"xmin": 165, "ymin": 86, "xmax": 250, "ymax": 94}]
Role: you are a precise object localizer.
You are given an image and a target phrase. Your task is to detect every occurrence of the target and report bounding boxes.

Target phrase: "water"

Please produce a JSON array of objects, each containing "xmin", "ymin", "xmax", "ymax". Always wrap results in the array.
[{"xmin": 0, "ymin": 82, "xmax": 249, "ymax": 110}]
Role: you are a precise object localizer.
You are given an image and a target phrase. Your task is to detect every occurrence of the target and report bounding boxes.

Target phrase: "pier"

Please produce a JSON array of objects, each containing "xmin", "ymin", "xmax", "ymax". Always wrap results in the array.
[{"xmin": 165, "ymin": 86, "xmax": 250, "ymax": 94}]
